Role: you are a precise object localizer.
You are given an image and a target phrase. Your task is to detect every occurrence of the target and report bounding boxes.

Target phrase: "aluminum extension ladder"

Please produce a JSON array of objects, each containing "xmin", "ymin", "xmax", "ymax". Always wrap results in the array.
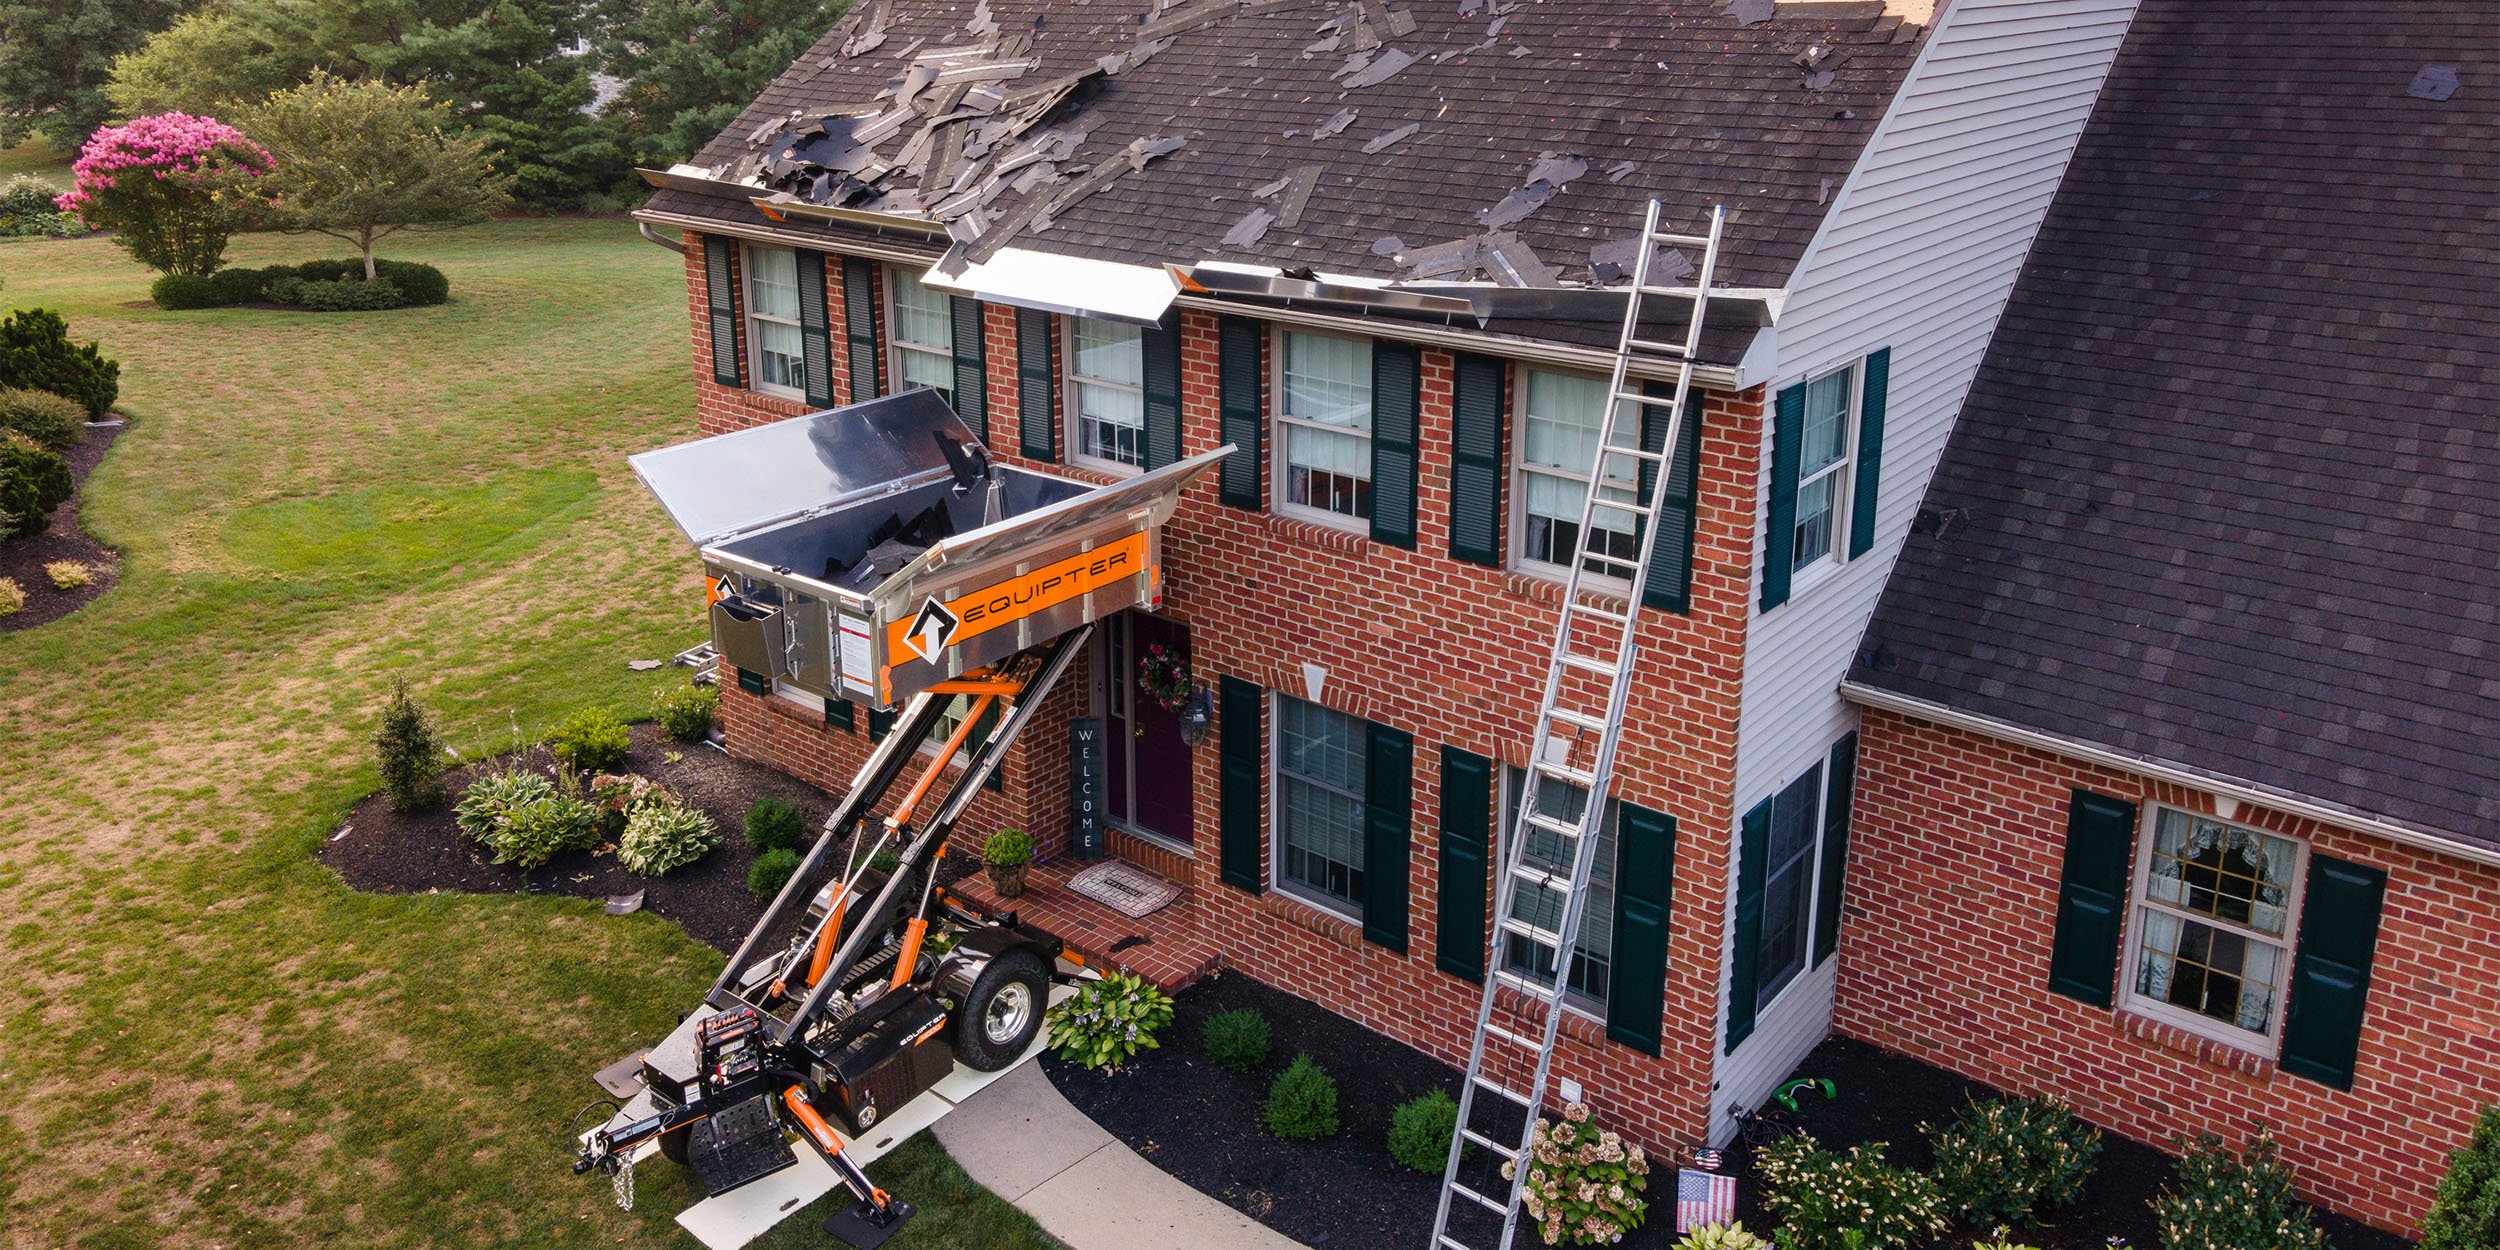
[{"xmin": 1427, "ymin": 199, "xmax": 1726, "ymax": 1250}]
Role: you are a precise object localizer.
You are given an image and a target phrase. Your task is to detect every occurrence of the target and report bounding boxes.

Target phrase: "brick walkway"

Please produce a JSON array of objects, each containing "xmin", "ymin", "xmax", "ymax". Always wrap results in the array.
[{"xmin": 950, "ymin": 856, "xmax": 1221, "ymax": 993}]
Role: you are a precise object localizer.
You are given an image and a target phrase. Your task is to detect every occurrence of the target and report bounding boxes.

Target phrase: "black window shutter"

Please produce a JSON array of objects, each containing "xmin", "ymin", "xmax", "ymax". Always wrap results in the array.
[
  {"xmin": 1217, "ymin": 676, "xmax": 1264, "ymax": 893},
  {"xmin": 951, "ymin": 295, "xmax": 987, "ymax": 441},
  {"xmin": 1142, "ymin": 317, "xmax": 1183, "ymax": 470},
  {"xmin": 1726, "ymin": 798, "xmax": 1770, "ymax": 1052},
  {"xmin": 1447, "ymin": 353, "xmax": 1504, "ymax": 566},
  {"xmin": 1370, "ymin": 340, "xmax": 1421, "ymax": 548},
  {"xmin": 867, "ymin": 704, "xmax": 897, "ymax": 742},
  {"xmin": 1848, "ymin": 348, "xmax": 1889, "ymax": 559},
  {"xmin": 841, "ymin": 257, "xmax": 879, "ymax": 402},
  {"xmin": 2280, "ymin": 855, "xmax": 2386, "ymax": 1090},
  {"xmin": 704, "ymin": 236, "xmax": 742, "ymax": 387},
  {"xmin": 1435, "ymin": 747, "xmax": 1492, "ymax": 981},
  {"xmin": 795, "ymin": 250, "xmax": 835, "ymax": 406},
  {"xmin": 824, "ymin": 698, "xmax": 856, "ymax": 733},
  {"xmin": 1762, "ymin": 382, "xmax": 1804, "ymax": 609},
  {"xmin": 1361, "ymin": 722, "xmax": 1414, "ymax": 953},
  {"xmin": 1813, "ymin": 732, "xmax": 1857, "ymax": 966},
  {"xmin": 1015, "ymin": 308, "xmax": 1056, "ymax": 461},
  {"xmin": 2048, "ymin": 789, "xmax": 2138, "ymax": 1008},
  {"xmin": 1216, "ymin": 316, "xmax": 1264, "ymax": 508},
  {"xmin": 1606, "ymin": 800, "xmax": 1677, "ymax": 1056},
  {"xmin": 736, "ymin": 666, "xmax": 768, "ymax": 695},
  {"xmin": 1639, "ymin": 384, "xmax": 1705, "ymax": 612}
]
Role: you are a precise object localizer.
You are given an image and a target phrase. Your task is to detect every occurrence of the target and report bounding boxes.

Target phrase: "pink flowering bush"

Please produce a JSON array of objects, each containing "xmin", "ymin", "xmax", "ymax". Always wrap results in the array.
[
  {"xmin": 57, "ymin": 112, "xmax": 274, "ymax": 276},
  {"xmin": 1499, "ymin": 1101, "xmax": 1651, "ymax": 1245}
]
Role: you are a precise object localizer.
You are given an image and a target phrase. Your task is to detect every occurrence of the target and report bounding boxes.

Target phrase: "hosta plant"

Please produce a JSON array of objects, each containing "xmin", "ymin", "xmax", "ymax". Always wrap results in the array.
[
  {"xmin": 1671, "ymin": 1223, "xmax": 1768, "ymax": 1250},
  {"xmin": 617, "ymin": 799, "xmax": 721, "ymax": 876},
  {"xmin": 1043, "ymin": 971, "xmax": 1173, "ymax": 1070},
  {"xmin": 1500, "ymin": 1102, "xmax": 1651, "ymax": 1246},
  {"xmin": 1756, "ymin": 1131, "xmax": 1948, "ymax": 1250}
]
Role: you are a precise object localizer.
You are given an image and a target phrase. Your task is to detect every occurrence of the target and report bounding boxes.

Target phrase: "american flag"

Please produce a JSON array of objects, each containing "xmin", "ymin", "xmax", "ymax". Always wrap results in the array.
[{"xmin": 1675, "ymin": 1168, "xmax": 1738, "ymax": 1232}]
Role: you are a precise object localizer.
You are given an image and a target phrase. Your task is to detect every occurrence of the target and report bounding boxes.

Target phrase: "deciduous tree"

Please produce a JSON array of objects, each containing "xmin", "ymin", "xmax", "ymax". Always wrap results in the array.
[{"xmin": 57, "ymin": 111, "xmax": 271, "ymax": 275}]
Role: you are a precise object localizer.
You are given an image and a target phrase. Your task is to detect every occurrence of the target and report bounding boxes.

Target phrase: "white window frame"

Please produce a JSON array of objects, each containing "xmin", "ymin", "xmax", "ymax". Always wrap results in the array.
[
  {"xmin": 1510, "ymin": 365, "xmax": 1644, "ymax": 586},
  {"xmin": 1787, "ymin": 361, "xmax": 1859, "ymax": 585},
  {"xmin": 1493, "ymin": 766, "xmax": 1617, "ymax": 1019},
  {"xmin": 884, "ymin": 264, "xmax": 955, "ymax": 407},
  {"xmin": 1269, "ymin": 327, "xmax": 1374, "ymax": 533},
  {"xmin": 2117, "ymin": 805, "xmax": 2309, "ymax": 1055},
  {"xmin": 744, "ymin": 244, "xmax": 807, "ymax": 400},
  {"xmin": 1268, "ymin": 693, "xmax": 1366, "ymax": 922},
  {"xmin": 1064, "ymin": 315, "xmax": 1146, "ymax": 475}
]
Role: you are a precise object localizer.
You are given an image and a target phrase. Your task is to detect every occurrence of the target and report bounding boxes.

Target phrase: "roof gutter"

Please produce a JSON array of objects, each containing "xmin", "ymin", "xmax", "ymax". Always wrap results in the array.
[
  {"xmin": 632, "ymin": 205, "xmax": 1749, "ymax": 389},
  {"xmin": 1840, "ymin": 680, "xmax": 2500, "ymax": 871}
]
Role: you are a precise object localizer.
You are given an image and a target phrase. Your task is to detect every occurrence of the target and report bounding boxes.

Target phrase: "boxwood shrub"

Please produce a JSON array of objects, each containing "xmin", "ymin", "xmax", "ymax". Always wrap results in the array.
[
  {"xmin": 0, "ymin": 430, "xmax": 72, "ymax": 539},
  {"xmin": 151, "ymin": 260, "xmax": 449, "ymax": 312},
  {"xmin": 0, "ymin": 309, "xmax": 118, "ymax": 417},
  {"xmin": 548, "ymin": 707, "xmax": 631, "ymax": 772},
  {"xmin": 744, "ymin": 795, "xmax": 804, "ymax": 852},
  {"xmin": 0, "ymin": 387, "xmax": 83, "ymax": 453},
  {"xmin": 747, "ymin": 847, "xmax": 802, "ymax": 897}
]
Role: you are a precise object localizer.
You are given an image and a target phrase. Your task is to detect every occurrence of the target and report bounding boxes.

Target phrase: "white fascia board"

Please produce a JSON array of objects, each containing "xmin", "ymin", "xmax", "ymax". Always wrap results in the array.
[{"xmin": 919, "ymin": 248, "xmax": 1180, "ymax": 328}]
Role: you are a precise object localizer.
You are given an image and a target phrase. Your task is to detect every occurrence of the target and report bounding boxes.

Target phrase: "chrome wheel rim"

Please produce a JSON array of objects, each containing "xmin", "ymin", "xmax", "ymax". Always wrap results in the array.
[{"xmin": 984, "ymin": 981, "xmax": 1033, "ymax": 1045}]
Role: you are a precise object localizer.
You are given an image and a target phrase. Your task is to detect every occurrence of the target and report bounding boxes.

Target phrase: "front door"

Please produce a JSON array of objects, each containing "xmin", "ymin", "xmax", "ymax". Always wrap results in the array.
[{"xmin": 1101, "ymin": 611, "xmax": 1196, "ymax": 845}]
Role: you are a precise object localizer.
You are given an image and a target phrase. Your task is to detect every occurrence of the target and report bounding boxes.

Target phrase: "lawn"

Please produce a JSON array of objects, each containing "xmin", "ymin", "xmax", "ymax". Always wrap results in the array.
[
  {"xmin": 0, "ymin": 139, "xmax": 70, "ymax": 180},
  {"xmin": 0, "ymin": 220, "xmax": 1059, "ymax": 1250}
]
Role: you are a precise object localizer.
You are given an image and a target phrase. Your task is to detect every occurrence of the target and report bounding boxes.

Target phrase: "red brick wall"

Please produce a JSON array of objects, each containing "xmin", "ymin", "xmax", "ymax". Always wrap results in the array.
[
  {"xmin": 672, "ymin": 228, "xmax": 1763, "ymax": 1155},
  {"xmin": 1838, "ymin": 706, "xmax": 2500, "ymax": 1233}
]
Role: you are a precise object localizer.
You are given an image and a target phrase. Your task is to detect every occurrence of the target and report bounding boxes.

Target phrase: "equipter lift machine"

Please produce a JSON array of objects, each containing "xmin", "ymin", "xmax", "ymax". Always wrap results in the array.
[{"xmin": 571, "ymin": 390, "xmax": 1226, "ymax": 1246}]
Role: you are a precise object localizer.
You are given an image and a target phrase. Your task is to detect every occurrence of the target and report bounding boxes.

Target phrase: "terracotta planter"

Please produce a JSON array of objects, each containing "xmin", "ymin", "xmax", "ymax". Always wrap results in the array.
[{"xmin": 986, "ymin": 860, "xmax": 1029, "ymax": 899}]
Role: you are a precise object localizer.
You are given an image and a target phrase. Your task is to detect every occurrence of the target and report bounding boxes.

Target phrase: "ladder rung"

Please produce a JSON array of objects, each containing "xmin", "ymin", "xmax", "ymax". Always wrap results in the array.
[
  {"xmin": 1565, "ymin": 602, "xmax": 1630, "ymax": 625},
  {"xmin": 1471, "ymin": 1074, "xmax": 1535, "ymax": 1105},
  {"xmin": 1622, "ymin": 336, "xmax": 1689, "ymax": 356},
  {"xmin": 1450, "ymin": 1182, "xmax": 1511, "ymax": 1214},
  {"xmin": 1558, "ymin": 653, "xmax": 1618, "ymax": 676},
  {"xmin": 1611, "ymin": 388, "xmax": 1679, "ymax": 408},
  {"xmin": 1587, "ymin": 495, "xmax": 1656, "ymax": 518},
  {"xmin": 1546, "ymin": 708, "xmax": 1606, "ymax": 734},
  {"xmin": 1460, "ymin": 1128, "xmax": 1519, "ymax": 1159},
  {"xmin": 1580, "ymin": 552, "xmax": 1640, "ymax": 574},
  {"xmin": 1636, "ymin": 283, "xmax": 1699, "ymax": 296},
  {"xmin": 1440, "ymin": 1236, "xmax": 1480, "ymax": 1250},
  {"xmin": 1535, "ymin": 759, "xmax": 1597, "ymax": 787},
  {"xmin": 1524, "ymin": 809, "xmax": 1589, "ymax": 838},
  {"xmin": 1484, "ymin": 1021, "xmax": 1543, "ymax": 1050},
  {"xmin": 1499, "ymin": 916, "xmax": 1566, "ymax": 948},
  {"xmin": 1649, "ymin": 231, "xmax": 1711, "ymax": 247}
]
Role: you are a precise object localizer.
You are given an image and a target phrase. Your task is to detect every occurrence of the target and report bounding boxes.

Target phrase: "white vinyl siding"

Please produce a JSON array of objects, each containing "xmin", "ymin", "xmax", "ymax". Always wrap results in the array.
[
  {"xmin": 2121, "ymin": 809, "xmax": 2304, "ymax": 1049},
  {"xmin": 887, "ymin": 266, "xmax": 955, "ymax": 406},
  {"xmin": 1272, "ymin": 696, "xmax": 1366, "ymax": 915},
  {"xmin": 1274, "ymin": 331, "xmax": 1372, "ymax": 525},
  {"xmin": 745, "ymin": 245, "xmax": 806, "ymax": 398},
  {"xmin": 1515, "ymin": 369, "xmax": 1641, "ymax": 579},
  {"xmin": 1069, "ymin": 318, "xmax": 1146, "ymax": 470}
]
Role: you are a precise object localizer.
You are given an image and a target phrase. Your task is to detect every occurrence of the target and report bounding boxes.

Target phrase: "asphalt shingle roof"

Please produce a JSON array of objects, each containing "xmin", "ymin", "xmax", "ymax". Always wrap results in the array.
[
  {"xmin": 644, "ymin": 0, "xmax": 1928, "ymax": 304},
  {"xmin": 1851, "ymin": 0, "xmax": 2500, "ymax": 850}
]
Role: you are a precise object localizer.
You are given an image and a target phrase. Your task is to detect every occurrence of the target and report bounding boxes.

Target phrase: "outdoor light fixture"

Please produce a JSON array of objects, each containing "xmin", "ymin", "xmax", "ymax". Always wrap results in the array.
[{"xmin": 1175, "ymin": 685, "xmax": 1214, "ymax": 748}]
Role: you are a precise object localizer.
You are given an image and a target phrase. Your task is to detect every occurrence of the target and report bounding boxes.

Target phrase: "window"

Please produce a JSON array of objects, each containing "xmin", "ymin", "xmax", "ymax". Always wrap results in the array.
[
  {"xmin": 1790, "ymin": 365, "xmax": 1855, "ymax": 572},
  {"xmin": 1273, "ymin": 696, "xmax": 1366, "ymax": 913},
  {"xmin": 1515, "ymin": 369, "xmax": 1643, "ymax": 578},
  {"xmin": 1068, "ymin": 317, "xmax": 1145, "ymax": 470},
  {"xmin": 1756, "ymin": 763, "xmax": 1823, "ymax": 1007},
  {"xmin": 1501, "ymin": 767, "xmax": 1618, "ymax": 1009},
  {"xmin": 2124, "ymin": 809, "xmax": 2303, "ymax": 1044},
  {"xmin": 888, "ymin": 266, "xmax": 954, "ymax": 407},
  {"xmin": 745, "ymin": 245, "xmax": 806, "ymax": 397},
  {"xmin": 1275, "ymin": 331, "xmax": 1372, "ymax": 523}
]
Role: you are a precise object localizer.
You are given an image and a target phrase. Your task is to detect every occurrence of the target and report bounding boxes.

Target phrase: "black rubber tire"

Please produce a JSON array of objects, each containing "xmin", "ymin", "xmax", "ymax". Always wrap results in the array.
[{"xmin": 953, "ymin": 948, "xmax": 1049, "ymax": 1072}]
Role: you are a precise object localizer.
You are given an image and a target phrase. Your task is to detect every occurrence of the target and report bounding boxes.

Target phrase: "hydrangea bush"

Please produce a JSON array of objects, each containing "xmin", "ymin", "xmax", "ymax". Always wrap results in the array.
[
  {"xmin": 57, "ymin": 112, "xmax": 273, "ymax": 275},
  {"xmin": 1500, "ymin": 1102, "xmax": 1651, "ymax": 1246}
]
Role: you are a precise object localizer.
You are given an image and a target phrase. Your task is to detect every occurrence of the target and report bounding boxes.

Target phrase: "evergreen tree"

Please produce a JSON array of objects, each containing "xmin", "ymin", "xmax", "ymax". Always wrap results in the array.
[
  {"xmin": 2425, "ymin": 1105, "xmax": 2500, "ymax": 1250},
  {"xmin": 0, "ymin": 0, "xmax": 188, "ymax": 149},
  {"xmin": 593, "ymin": 0, "xmax": 848, "ymax": 166}
]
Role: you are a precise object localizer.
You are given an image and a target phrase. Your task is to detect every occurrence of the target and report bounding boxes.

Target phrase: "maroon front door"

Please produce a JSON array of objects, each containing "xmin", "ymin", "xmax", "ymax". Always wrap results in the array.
[{"xmin": 1102, "ymin": 611, "xmax": 1196, "ymax": 844}]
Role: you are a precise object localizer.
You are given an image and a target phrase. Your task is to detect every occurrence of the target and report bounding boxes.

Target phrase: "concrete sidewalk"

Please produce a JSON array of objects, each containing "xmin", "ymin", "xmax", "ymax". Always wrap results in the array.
[{"xmin": 932, "ymin": 1061, "xmax": 1307, "ymax": 1250}]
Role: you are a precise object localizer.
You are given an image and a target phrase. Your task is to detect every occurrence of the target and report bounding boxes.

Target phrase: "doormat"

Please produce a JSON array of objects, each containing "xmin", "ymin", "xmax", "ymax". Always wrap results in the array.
[{"xmin": 1065, "ymin": 861, "xmax": 1182, "ymax": 919}]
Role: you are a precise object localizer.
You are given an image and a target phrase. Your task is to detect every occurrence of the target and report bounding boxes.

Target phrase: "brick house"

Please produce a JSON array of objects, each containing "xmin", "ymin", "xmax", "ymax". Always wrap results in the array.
[{"xmin": 622, "ymin": 0, "xmax": 2488, "ymax": 1234}]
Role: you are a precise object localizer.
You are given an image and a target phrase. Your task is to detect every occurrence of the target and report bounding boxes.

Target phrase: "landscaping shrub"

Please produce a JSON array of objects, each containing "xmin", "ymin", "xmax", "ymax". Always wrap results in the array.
[
  {"xmin": 492, "ymin": 792, "xmax": 604, "ymax": 870},
  {"xmin": 1756, "ymin": 1132, "xmax": 1947, "ymax": 1250},
  {"xmin": 747, "ymin": 847, "xmax": 802, "ymax": 897},
  {"xmin": 652, "ymin": 682, "xmax": 718, "ymax": 741},
  {"xmin": 265, "ymin": 274, "xmax": 407, "ymax": 312},
  {"xmin": 1044, "ymin": 971, "xmax": 1175, "ymax": 1070},
  {"xmin": 1503, "ymin": 1102, "xmax": 1652, "ymax": 1246},
  {"xmin": 1387, "ymin": 1088, "xmax": 1461, "ymax": 1173},
  {"xmin": 45, "ymin": 560, "xmax": 94, "ymax": 589},
  {"xmin": 456, "ymin": 770, "xmax": 555, "ymax": 843},
  {"xmin": 150, "ymin": 273, "xmax": 223, "ymax": 310},
  {"xmin": 981, "ymin": 828, "xmax": 1033, "ymax": 868},
  {"xmin": 1200, "ymin": 1007, "xmax": 1272, "ymax": 1073},
  {"xmin": 548, "ymin": 707, "xmax": 631, "ymax": 772},
  {"xmin": 1972, "ymin": 1232, "xmax": 2045, "ymax": 1250},
  {"xmin": 1263, "ymin": 1054, "xmax": 1340, "ymax": 1141},
  {"xmin": 2154, "ymin": 1133, "xmax": 2326, "ymax": 1250},
  {"xmin": 0, "ymin": 387, "xmax": 86, "ymax": 452},
  {"xmin": 616, "ymin": 800, "xmax": 721, "ymax": 875},
  {"xmin": 0, "ymin": 577, "xmax": 21, "ymax": 615},
  {"xmin": 1671, "ymin": 1225, "xmax": 1769, "ymax": 1250},
  {"xmin": 2424, "ymin": 1103, "xmax": 2500, "ymax": 1250},
  {"xmin": 58, "ymin": 112, "xmax": 272, "ymax": 276},
  {"xmin": 0, "ymin": 175, "xmax": 82, "ymax": 238},
  {"xmin": 209, "ymin": 266, "xmax": 268, "ymax": 305},
  {"xmin": 372, "ymin": 677, "xmax": 446, "ymax": 812},
  {"xmin": 260, "ymin": 259, "xmax": 449, "ymax": 306},
  {"xmin": 0, "ymin": 431, "xmax": 72, "ymax": 539},
  {"xmin": 1926, "ymin": 1095, "xmax": 2101, "ymax": 1227},
  {"xmin": 744, "ymin": 795, "xmax": 804, "ymax": 852},
  {"xmin": 0, "ymin": 308, "xmax": 120, "ymax": 417}
]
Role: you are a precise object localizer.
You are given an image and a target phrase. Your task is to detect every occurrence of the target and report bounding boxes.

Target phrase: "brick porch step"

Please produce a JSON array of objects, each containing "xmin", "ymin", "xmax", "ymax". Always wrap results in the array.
[{"xmin": 950, "ymin": 859, "xmax": 1221, "ymax": 994}]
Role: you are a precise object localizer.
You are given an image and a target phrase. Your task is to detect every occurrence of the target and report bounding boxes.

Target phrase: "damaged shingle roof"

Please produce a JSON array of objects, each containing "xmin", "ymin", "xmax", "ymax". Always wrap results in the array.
[
  {"xmin": 644, "ymin": 0, "xmax": 1929, "ymax": 305},
  {"xmin": 1852, "ymin": 0, "xmax": 2500, "ymax": 850}
]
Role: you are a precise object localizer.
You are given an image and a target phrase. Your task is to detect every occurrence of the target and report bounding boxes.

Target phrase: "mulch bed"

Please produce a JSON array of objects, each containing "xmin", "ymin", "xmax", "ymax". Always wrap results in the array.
[
  {"xmin": 0, "ymin": 416, "xmax": 125, "ymax": 633},
  {"xmin": 321, "ymin": 722, "xmax": 829, "ymax": 954},
  {"xmin": 1044, "ymin": 974, "xmax": 2413, "ymax": 1250}
]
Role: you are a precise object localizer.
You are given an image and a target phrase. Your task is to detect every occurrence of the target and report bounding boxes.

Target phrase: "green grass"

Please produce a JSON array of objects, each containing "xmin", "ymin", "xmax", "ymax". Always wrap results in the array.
[
  {"xmin": 0, "ymin": 220, "xmax": 1062, "ymax": 1250},
  {"xmin": 0, "ymin": 139, "xmax": 70, "ymax": 181}
]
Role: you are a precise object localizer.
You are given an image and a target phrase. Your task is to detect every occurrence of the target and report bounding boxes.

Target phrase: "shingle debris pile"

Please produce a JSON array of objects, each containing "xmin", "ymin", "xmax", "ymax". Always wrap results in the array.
[{"xmin": 653, "ymin": 0, "xmax": 1932, "ymax": 293}]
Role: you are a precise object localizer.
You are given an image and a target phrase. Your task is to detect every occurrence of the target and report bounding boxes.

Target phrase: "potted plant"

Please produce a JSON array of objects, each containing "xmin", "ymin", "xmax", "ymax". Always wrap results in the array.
[{"xmin": 983, "ymin": 829, "xmax": 1034, "ymax": 898}]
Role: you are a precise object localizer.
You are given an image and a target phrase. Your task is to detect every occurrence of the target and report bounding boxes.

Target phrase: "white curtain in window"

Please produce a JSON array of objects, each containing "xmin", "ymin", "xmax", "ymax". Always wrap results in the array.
[
  {"xmin": 891, "ymin": 271, "xmax": 953, "ymax": 351},
  {"xmin": 750, "ymin": 248, "xmax": 799, "ymax": 319},
  {"xmin": 1074, "ymin": 319, "xmax": 1142, "ymax": 386},
  {"xmin": 1282, "ymin": 334, "xmax": 1371, "ymax": 432},
  {"xmin": 2237, "ymin": 941, "xmax": 2281, "ymax": 1031},
  {"xmin": 2136, "ymin": 910, "xmax": 2180, "ymax": 999}
]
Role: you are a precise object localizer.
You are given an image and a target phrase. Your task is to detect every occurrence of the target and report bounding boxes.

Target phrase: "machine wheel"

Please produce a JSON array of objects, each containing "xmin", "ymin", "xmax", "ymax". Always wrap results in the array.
[{"xmin": 953, "ymin": 948, "xmax": 1048, "ymax": 1072}]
